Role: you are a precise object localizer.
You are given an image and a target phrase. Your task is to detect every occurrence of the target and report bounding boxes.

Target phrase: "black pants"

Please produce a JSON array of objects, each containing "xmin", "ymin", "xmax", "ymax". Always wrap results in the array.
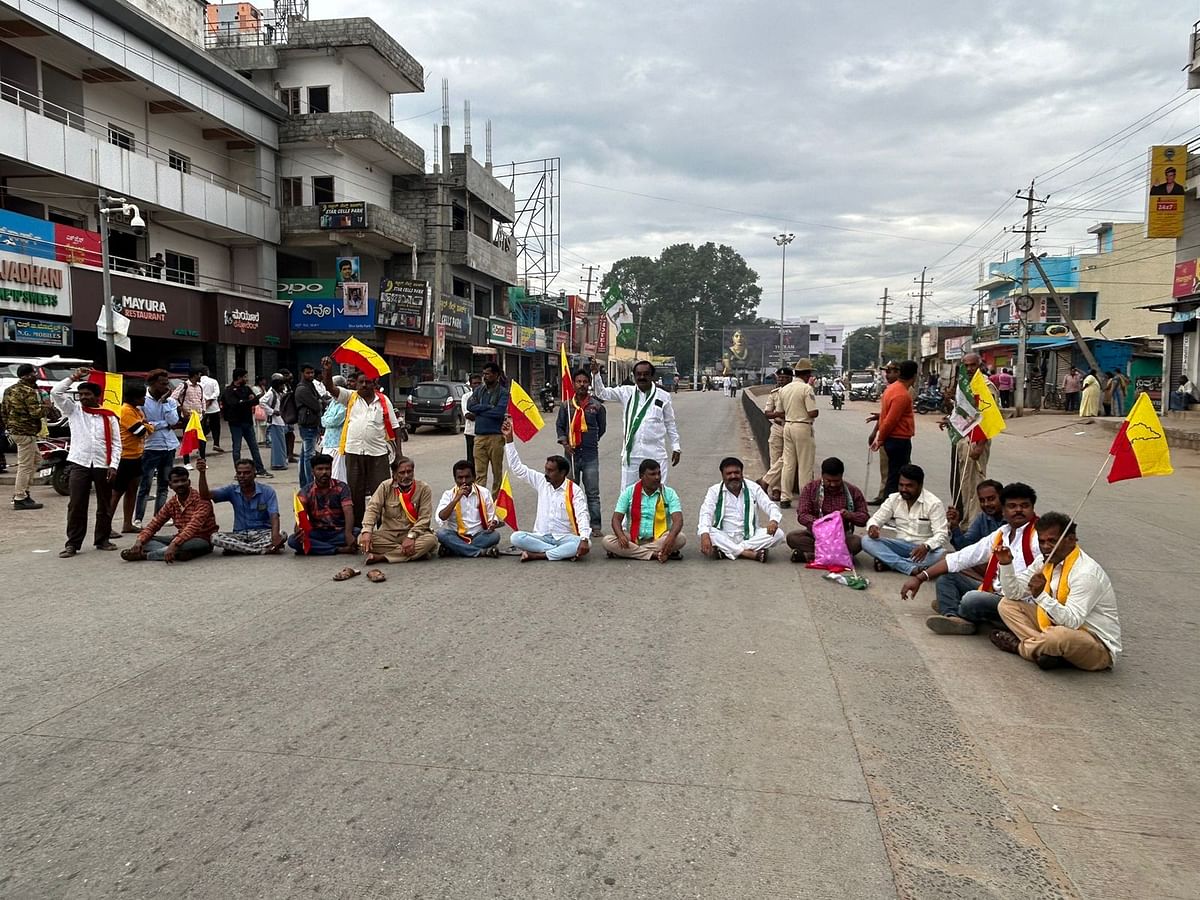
[
  {"xmin": 66, "ymin": 462, "xmax": 114, "ymax": 550},
  {"xmin": 465, "ymin": 434, "xmax": 474, "ymax": 463},
  {"xmin": 882, "ymin": 437, "xmax": 912, "ymax": 498},
  {"xmin": 204, "ymin": 412, "xmax": 223, "ymax": 448}
]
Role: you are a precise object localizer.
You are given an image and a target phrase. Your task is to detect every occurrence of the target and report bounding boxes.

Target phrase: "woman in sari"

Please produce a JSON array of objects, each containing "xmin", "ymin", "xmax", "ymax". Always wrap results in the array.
[{"xmin": 1079, "ymin": 369, "xmax": 1102, "ymax": 417}]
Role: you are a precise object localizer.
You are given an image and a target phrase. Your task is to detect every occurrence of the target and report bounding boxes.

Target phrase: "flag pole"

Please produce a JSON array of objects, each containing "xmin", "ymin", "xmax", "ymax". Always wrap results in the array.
[
  {"xmin": 1042, "ymin": 454, "xmax": 1112, "ymax": 565},
  {"xmin": 951, "ymin": 442, "xmax": 973, "ymax": 511}
]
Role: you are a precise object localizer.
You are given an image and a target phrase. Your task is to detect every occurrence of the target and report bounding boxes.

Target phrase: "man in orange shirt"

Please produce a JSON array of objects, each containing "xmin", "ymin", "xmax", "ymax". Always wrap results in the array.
[
  {"xmin": 871, "ymin": 359, "xmax": 917, "ymax": 498},
  {"xmin": 111, "ymin": 382, "xmax": 153, "ymax": 535}
]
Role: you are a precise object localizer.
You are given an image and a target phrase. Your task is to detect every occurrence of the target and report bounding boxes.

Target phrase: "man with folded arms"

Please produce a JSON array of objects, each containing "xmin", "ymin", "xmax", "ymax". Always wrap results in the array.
[
  {"xmin": 359, "ymin": 456, "xmax": 437, "ymax": 564},
  {"xmin": 603, "ymin": 458, "xmax": 685, "ymax": 562},
  {"xmin": 436, "ymin": 459, "xmax": 501, "ymax": 558},
  {"xmin": 698, "ymin": 456, "xmax": 784, "ymax": 562},
  {"xmin": 502, "ymin": 418, "xmax": 591, "ymax": 562}
]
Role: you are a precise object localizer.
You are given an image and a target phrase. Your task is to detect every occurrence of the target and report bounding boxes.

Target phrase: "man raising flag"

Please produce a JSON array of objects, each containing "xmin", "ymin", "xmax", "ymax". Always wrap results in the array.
[{"xmin": 590, "ymin": 358, "xmax": 681, "ymax": 493}]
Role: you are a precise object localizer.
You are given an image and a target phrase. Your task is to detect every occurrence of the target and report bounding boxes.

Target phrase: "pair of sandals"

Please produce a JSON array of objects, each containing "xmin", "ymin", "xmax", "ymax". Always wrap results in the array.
[
  {"xmin": 333, "ymin": 567, "xmax": 386, "ymax": 583},
  {"xmin": 711, "ymin": 548, "xmax": 769, "ymax": 563}
]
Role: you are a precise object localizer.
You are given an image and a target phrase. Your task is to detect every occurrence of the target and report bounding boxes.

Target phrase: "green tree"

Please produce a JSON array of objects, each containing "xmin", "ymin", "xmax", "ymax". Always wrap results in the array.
[{"xmin": 600, "ymin": 243, "xmax": 763, "ymax": 368}]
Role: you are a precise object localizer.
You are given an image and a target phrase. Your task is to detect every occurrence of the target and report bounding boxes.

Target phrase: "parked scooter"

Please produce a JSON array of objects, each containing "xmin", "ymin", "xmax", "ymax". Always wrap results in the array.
[
  {"xmin": 35, "ymin": 436, "xmax": 71, "ymax": 496},
  {"xmin": 915, "ymin": 387, "xmax": 944, "ymax": 415}
]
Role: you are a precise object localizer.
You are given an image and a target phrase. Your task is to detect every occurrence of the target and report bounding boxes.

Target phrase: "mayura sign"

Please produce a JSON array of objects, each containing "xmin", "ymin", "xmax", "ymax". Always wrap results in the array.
[
  {"xmin": 115, "ymin": 295, "xmax": 168, "ymax": 323},
  {"xmin": 223, "ymin": 308, "xmax": 261, "ymax": 332},
  {"xmin": 0, "ymin": 249, "xmax": 72, "ymax": 316}
]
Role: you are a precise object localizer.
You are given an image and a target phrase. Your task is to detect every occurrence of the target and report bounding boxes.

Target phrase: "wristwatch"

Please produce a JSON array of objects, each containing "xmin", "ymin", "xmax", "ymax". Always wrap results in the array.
[{"xmin": 407, "ymin": 531, "xmax": 417, "ymax": 539}]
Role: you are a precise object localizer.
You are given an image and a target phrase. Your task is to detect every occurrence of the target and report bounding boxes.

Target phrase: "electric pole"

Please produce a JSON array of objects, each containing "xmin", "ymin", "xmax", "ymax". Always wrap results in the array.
[
  {"xmin": 693, "ymin": 306, "xmax": 700, "ymax": 391},
  {"xmin": 912, "ymin": 266, "xmax": 930, "ymax": 367},
  {"xmin": 1011, "ymin": 182, "xmax": 1044, "ymax": 417},
  {"xmin": 877, "ymin": 287, "xmax": 889, "ymax": 368},
  {"xmin": 906, "ymin": 304, "xmax": 914, "ymax": 360},
  {"xmin": 582, "ymin": 265, "xmax": 597, "ymax": 304}
]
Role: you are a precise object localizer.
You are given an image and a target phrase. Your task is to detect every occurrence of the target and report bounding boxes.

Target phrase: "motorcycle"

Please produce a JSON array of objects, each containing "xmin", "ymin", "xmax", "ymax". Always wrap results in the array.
[
  {"xmin": 916, "ymin": 388, "xmax": 944, "ymax": 415},
  {"xmin": 539, "ymin": 384, "xmax": 556, "ymax": 413},
  {"xmin": 830, "ymin": 386, "xmax": 845, "ymax": 410},
  {"xmin": 848, "ymin": 386, "xmax": 876, "ymax": 402},
  {"xmin": 35, "ymin": 436, "xmax": 71, "ymax": 496}
]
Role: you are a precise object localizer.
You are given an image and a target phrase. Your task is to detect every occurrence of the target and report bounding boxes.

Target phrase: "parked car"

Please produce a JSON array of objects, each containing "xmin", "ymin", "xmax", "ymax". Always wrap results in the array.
[
  {"xmin": 404, "ymin": 381, "xmax": 469, "ymax": 433},
  {"xmin": 0, "ymin": 355, "xmax": 95, "ymax": 446}
]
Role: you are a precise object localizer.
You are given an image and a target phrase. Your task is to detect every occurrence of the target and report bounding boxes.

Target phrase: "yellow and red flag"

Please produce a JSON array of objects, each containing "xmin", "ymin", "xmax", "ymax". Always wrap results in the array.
[
  {"xmin": 332, "ymin": 337, "xmax": 390, "ymax": 381},
  {"xmin": 293, "ymin": 492, "xmax": 312, "ymax": 553},
  {"xmin": 1107, "ymin": 392, "xmax": 1174, "ymax": 483},
  {"xmin": 179, "ymin": 409, "xmax": 206, "ymax": 456},
  {"xmin": 506, "ymin": 380, "xmax": 544, "ymax": 441},
  {"xmin": 560, "ymin": 343, "xmax": 574, "ymax": 403},
  {"xmin": 969, "ymin": 370, "xmax": 1006, "ymax": 440},
  {"xmin": 494, "ymin": 471, "xmax": 518, "ymax": 530},
  {"xmin": 86, "ymin": 370, "xmax": 123, "ymax": 414}
]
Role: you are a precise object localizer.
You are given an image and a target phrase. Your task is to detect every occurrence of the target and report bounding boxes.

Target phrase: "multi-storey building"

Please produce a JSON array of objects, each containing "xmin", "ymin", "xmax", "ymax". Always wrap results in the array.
[{"xmin": 0, "ymin": 0, "xmax": 288, "ymax": 378}]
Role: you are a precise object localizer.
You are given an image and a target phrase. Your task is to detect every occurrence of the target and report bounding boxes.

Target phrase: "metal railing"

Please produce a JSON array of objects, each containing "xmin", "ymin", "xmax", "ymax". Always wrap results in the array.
[
  {"xmin": 1, "ymin": 80, "xmax": 270, "ymax": 204},
  {"xmin": 103, "ymin": 255, "xmax": 273, "ymax": 299},
  {"xmin": 204, "ymin": 17, "xmax": 285, "ymax": 49}
]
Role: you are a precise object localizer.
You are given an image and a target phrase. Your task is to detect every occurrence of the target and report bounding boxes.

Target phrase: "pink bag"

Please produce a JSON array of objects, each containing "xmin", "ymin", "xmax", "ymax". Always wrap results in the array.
[{"xmin": 808, "ymin": 511, "xmax": 854, "ymax": 571}]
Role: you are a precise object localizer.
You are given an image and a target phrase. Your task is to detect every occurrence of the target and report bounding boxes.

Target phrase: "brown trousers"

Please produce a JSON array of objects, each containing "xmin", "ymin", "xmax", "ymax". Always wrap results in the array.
[
  {"xmin": 998, "ymin": 599, "xmax": 1112, "ymax": 671},
  {"xmin": 345, "ymin": 452, "xmax": 391, "ymax": 529},
  {"xmin": 473, "ymin": 434, "xmax": 505, "ymax": 494},
  {"xmin": 601, "ymin": 533, "xmax": 687, "ymax": 560},
  {"xmin": 369, "ymin": 530, "xmax": 438, "ymax": 563},
  {"xmin": 66, "ymin": 462, "xmax": 114, "ymax": 550}
]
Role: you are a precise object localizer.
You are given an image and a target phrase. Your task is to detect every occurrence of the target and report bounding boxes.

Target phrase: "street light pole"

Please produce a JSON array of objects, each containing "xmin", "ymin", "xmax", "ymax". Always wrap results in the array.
[
  {"xmin": 773, "ymin": 233, "xmax": 794, "ymax": 367},
  {"xmin": 98, "ymin": 190, "xmax": 117, "ymax": 372}
]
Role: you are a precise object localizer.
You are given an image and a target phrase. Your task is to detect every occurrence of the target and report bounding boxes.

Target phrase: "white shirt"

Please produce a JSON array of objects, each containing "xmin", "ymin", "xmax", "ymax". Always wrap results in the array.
[
  {"xmin": 697, "ymin": 479, "xmax": 780, "ymax": 536},
  {"xmin": 1000, "ymin": 547, "xmax": 1122, "ymax": 657},
  {"xmin": 591, "ymin": 374, "xmax": 681, "ymax": 463},
  {"xmin": 333, "ymin": 387, "xmax": 400, "ymax": 457},
  {"xmin": 259, "ymin": 388, "xmax": 285, "ymax": 427},
  {"xmin": 461, "ymin": 391, "xmax": 475, "ymax": 437},
  {"xmin": 867, "ymin": 489, "xmax": 950, "ymax": 549},
  {"xmin": 505, "ymin": 443, "xmax": 592, "ymax": 539},
  {"xmin": 200, "ymin": 374, "xmax": 221, "ymax": 414},
  {"xmin": 437, "ymin": 484, "xmax": 496, "ymax": 536},
  {"xmin": 945, "ymin": 521, "xmax": 1038, "ymax": 597},
  {"xmin": 51, "ymin": 378, "xmax": 122, "ymax": 469}
]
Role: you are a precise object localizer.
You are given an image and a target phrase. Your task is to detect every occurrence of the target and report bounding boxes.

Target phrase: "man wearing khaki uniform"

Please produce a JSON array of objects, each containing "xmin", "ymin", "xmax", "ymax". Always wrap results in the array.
[
  {"xmin": 778, "ymin": 359, "xmax": 819, "ymax": 508},
  {"xmin": 758, "ymin": 367, "xmax": 792, "ymax": 500}
]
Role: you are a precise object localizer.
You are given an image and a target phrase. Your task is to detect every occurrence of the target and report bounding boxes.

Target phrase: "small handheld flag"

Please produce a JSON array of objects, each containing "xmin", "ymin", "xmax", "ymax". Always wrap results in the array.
[
  {"xmin": 332, "ymin": 337, "xmax": 390, "ymax": 381},
  {"xmin": 179, "ymin": 410, "xmax": 206, "ymax": 456},
  {"xmin": 969, "ymin": 370, "xmax": 1006, "ymax": 440},
  {"xmin": 293, "ymin": 492, "xmax": 312, "ymax": 553},
  {"xmin": 86, "ymin": 370, "xmax": 124, "ymax": 414},
  {"xmin": 946, "ymin": 371, "xmax": 982, "ymax": 444},
  {"xmin": 560, "ymin": 343, "xmax": 574, "ymax": 404},
  {"xmin": 1107, "ymin": 392, "xmax": 1174, "ymax": 483},
  {"xmin": 494, "ymin": 471, "xmax": 518, "ymax": 530},
  {"xmin": 507, "ymin": 380, "xmax": 545, "ymax": 441}
]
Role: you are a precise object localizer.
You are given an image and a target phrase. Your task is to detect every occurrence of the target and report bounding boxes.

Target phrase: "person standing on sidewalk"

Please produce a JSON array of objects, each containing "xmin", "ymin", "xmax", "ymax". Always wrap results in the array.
[
  {"xmin": 871, "ymin": 360, "xmax": 917, "ymax": 498},
  {"xmin": 757, "ymin": 366, "xmax": 793, "ymax": 501},
  {"xmin": 467, "ymin": 362, "xmax": 510, "ymax": 494},
  {"xmin": 135, "ymin": 370, "xmax": 180, "ymax": 527},
  {"xmin": 199, "ymin": 366, "xmax": 224, "ymax": 454},
  {"xmin": 2, "ymin": 363, "xmax": 55, "ymax": 510},
  {"xmin": 1061, "ymin": 367, "xmax": 1083, "ymax": 412},
  {"xmin": 777, "ymin": 358, "xmax": 819, "ymax": 509},
  {"xmin": 259, "ymin": 375, "xmax": 289, "ymax": 471},
  {"xmin": 111, "ymin": 382, "xmax": 152, "ymax": 535},
  {"xmin": 556, "ymin": 368, "xmax": 607, "ymax": 536},
  {"xmin": 221, "ymin": 368, "xmax": 269, "ymax": 477},
  {"xmin": 172, "ymin": 369, "xmax": 207, "ymax": 467},
  {"xmin": 462, "ymin": 372, "xmax": 481, "ymax": 462},
  {"xmin": 51, "ymin": 369, "xmax": 121, "ymax": 558},
  {"xmin": 293, "ymin": 364, "xmax": 324, "ymax": 489}
]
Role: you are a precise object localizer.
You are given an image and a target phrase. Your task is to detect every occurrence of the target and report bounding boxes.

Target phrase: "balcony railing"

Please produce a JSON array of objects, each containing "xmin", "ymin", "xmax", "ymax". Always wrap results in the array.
[
  {"xmin": 1, "ymin": 80, "xmax": 269, "ymax": 204},
  {"xmin": 101, "ymin": 256, "xmax": 272, "ymax": 299}
]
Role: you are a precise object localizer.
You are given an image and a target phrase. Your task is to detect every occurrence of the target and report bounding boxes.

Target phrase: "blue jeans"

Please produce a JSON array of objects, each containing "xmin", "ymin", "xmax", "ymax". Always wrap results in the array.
[
  {"xmin": 437, "ymin": 528, "xmax": 501, "ymax": 557},
  {"xmin": 511, "ymin": 531, "xmax": 581, "ymax": 560},
  {"xmin": 572, "ymin": 455, "xmax": 602, "ymax": 529},
  {"xmin": 228, "ymin": 422, "xmax": 266, "ymax": 473},
  {"xmin": 934, "ymin": 571, "xmax": 1001, "ymax": 622},
  {"xmin": 288, "ymin": 526, "xmax": 358, "ymax": 555},
  {"xmin": 267, "ymin": 424, "xmax": 287, "ymax": 468},
  {"xmin": 299, "ymin": 426, "xmax": 320, "ymax": 488},
  {"xmin": 861, "ymin": 535, "xmax": 945, "ymax": 575},
  {"xmin": 135, "ymin": 448, "xmax": 175, "ymax": 521}
]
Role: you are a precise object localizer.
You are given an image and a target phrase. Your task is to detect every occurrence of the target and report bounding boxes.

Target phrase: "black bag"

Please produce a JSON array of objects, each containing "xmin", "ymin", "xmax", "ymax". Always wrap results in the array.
[{"xmin": 280, "ymin": 389, "xmax": 298, "ymax": 425}]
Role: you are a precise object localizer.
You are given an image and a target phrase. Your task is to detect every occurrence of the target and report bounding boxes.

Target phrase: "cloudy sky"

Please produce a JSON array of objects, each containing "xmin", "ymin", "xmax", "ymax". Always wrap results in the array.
[{"xmin": 317, "ymin": 0, "xmax": 1193, "ymax": 329}]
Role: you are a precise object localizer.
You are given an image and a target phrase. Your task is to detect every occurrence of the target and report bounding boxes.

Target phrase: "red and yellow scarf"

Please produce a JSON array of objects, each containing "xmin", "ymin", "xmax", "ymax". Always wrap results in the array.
[
  {"xmin": 564, "ymin": 480, "xmax": 579, "ymax": 535},
  {"xmin": 393, "ymin": 482, "xmax": 418, "ymax": 523},
  {"xmin": 980, "ymin": 519, "xmax": 1037, "ymax": 593},
  {"xmin": 80, "ymin": 405, "xmax": 117, "ymax": 466},
  {"xmin": 628, "ymin": 486, "xmax": 668, "ymax": 544},
  {"xmin": 1037, "ymin": 547, "xmax": 1082, "ymax": 631},
  {"xmin": 567, "ymin": 397, "xmax": 589, "ymax": 448},
  {"xmin": 454, "ymin": 485, "xmax": 488, "ymax": 542},
  {"xmin": 339, "ymin": 390, "xmax": 396, "ymax": 453}
]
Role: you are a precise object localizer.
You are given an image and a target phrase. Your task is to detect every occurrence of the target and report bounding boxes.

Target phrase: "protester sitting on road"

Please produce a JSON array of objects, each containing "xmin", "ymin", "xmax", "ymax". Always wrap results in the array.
[
  {"xmin": 698, "ymin": 456, "xmax": 784, "ymax": 563},
  {"xmin": 435, "ymin": 459, "xmax": 501, "ymax": 559},
  {"xmin": 990, "ymin": 512, "xmax": 1122, "ymax": 671},
  {"xmin": 122, "ymin": 467, "xmax": 217, "ymax": 563},
  {"xmin": 785, "ymin": 456, "xmax": 869, "ymax": 564},
  {"xmin": 899, "ymin": 482, "xmax": 1039, "ymax": 636},
  {"xmin": 288, "ymin": 454, "xmax": 357, "ymax": 556},
  {"xmin": 603, "ymin": 458, "xmax": 686, "ymax": 562},
  {"xmin": 947, "ymin": 479, "xmax": 1005, "ymax": 550},
  {"xmin": 359, "ymin": 456, "xmax": 437, "ymax": 565},
  {"xmin": 861, "ymin": 464, "xmax": 949, "ymax": 575},
  {"xmin": 199, "ymin": 459, "xmax": 286, "ymax": 555},
  {"xmin": 502, "ymin": 417, "xmax": 592, "ymax": 562}
]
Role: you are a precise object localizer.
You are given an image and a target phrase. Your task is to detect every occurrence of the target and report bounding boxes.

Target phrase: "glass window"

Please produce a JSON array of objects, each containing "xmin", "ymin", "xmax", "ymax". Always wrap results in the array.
[
  {"xmin": 108, "ymin": 125, "xmax": 134, "ymax": 151},
  {"xmin": 168, "ymin": 150, "xmax": 190, "ymax": 173},
  {"xmin": 280, "ymin": 87, "xmax": 300, "ymax": 115},
  {"xmin": 312, "ymin": 176, "xmax": 334, "ymax": 204},
  {"xmin": 413, "ymin": 384, "xmax": 451, "ymax": 399},
  {"xmin": 280, "ymin": 177, "xmax": 303, "ymax": 207},
  {"xmin": 307, "ymin": 86, "xmax": 329, "ymax": 113},
  {"xmin": 165, "ymin": 251, "xmax": 198, "ymax": 286}
]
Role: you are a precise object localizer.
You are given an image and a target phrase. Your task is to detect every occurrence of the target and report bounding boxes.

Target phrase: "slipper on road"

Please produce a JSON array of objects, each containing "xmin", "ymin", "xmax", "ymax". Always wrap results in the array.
[
  {"xmin": 366, "ymin": 569, "xmax": 387, "ymax": 583},
  {"xmin": 333, "ymin": 567, "xmax": 361, "ymax": 582}
]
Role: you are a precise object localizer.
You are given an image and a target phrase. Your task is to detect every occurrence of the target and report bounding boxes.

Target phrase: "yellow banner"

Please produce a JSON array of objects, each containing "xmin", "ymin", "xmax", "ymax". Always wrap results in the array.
[{"xmin": 1147, "ymin": 145, "xmax": 1187, "ymax": 239}]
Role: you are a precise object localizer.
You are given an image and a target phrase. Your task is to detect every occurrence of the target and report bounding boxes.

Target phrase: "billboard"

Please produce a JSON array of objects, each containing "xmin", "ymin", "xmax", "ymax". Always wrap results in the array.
[
  {"xmin": 280, "ymin": 278, "xmax": 376, "ymax": 332},
  {"xmin": 320, "ymin": 202, "xmax": 368, "ymax": 230},
  {"xmin": 719, "ymin": 325, "xmax": 810, "ymax": 372},
  {"xmin": 377, "ymin": 278, "xmax": 426, "ymax": 332},
  {"xmin": 1147, "ymin": 145, "xmax": 1187, "ymax": 239}
]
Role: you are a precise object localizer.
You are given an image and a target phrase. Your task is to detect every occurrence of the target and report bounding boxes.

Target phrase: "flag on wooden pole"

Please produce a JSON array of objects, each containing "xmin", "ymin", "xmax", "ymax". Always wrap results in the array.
[{"xmin": 1107, "ymin": 392, "xmax": 1174, "ymax": 483}]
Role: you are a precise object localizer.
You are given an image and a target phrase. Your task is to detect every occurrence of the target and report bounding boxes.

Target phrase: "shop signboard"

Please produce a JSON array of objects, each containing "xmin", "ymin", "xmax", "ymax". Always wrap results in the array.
[
  {"xmin": 71, "ymin": 268, "xmax": 210, "ymax": 341},
  {"xmin": 0, "ymin": 210, "xmax": 56, "ymax": 260},
  {"xmin": 2, "ymin": 315, "xmax": 72, "ymax": 346},
  {"xmin": 384, "ymin": 331, "xmax": 433, "ymax": 359},
  {"xmin": 489, "ymin": 318, "xmax": 516, "ymax": 347},
  {"xmin": 215, "ymin": 295, "xmax": 290, "ymax": 348},
  {"xmin": 0, "ymin": 249, "xmax": 72, "ymax": 316},
  {"xmin": 518, "ymin": 326, "xmax": 537, "ymax": 352},
  {"xmin": 439, "ymin": 296, "xmax": 472, "ymax": 339},
  {"xmin": 320, "ymin": 202, "xmax": 368, "ymax": 230},
  {"xmin": 280, "ymin": 278, "xmax": 376, "ymax": 332},
  {"xmin": 377, "ymin": 278, "xmax": 426, "ymax": 333},
  {"xmin": 1172, "ymin": 258, "xmax": 1200, "ymax": 298}
]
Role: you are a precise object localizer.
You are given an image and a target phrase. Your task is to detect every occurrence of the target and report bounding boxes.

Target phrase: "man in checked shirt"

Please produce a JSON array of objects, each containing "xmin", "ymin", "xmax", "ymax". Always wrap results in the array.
[
  {"xmin": 785, "ymin": 456, "xmax": 869, "ymax": 563},
  {"xmin": 122, "ymin": 467, "xmax": 218, "ymax": 563}
]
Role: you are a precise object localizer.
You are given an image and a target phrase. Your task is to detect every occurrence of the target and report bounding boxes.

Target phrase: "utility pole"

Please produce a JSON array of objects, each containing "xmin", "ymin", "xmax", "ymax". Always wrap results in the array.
[
  {"xmin": 693, "ymin": 306, "xmax": 700, "ymax": 391},
  {"xmin": 1012, "ymin": 181, "xmax": 1047, "ymax": 416},
  {"xmin": 877, "ymin": 287, "xmax": 889, "ymax": 368},
  {"xmin": 773, "ymin": 233, "xmax": 795, "ymax": 367},
  {"xmin": 582, "ymin": 265, "xmax": 597, "ymax": 304},
  {"xmin": 906, "ymin": 304, "xmax": 914, "ymax": 360},
  {"xmin": 912, "ymin": 266, "xmax": 930, "ymax": 368}
]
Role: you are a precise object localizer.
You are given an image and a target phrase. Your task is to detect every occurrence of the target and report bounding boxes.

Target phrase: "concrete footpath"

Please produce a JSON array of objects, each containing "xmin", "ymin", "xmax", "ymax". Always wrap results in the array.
[{"xmin": 0, "ymin": 392, "xmax": 1196, "ymax": 898}]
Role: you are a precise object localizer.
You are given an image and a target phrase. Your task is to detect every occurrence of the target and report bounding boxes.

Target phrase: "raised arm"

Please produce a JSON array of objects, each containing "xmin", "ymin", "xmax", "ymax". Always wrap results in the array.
[
  {"xmin": 502, "ymin": 419, "xmax": 537, "ymax": 487},
  {"xmin": 51, "ymin": 373, "xmax": 82, "ymax": 415}
]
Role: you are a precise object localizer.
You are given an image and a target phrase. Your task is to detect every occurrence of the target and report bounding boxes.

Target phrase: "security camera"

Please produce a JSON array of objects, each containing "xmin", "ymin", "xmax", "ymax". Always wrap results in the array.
[{"xmin": 122, "ymin": 203, "xmax": 146, "ymax": 235}]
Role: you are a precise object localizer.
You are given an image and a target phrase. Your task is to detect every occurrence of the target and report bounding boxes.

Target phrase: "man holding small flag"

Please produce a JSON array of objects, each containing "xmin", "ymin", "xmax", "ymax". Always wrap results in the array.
[
  {"xmin": 590, "ymin": 358, "xmax": 681, "ymax": 493},
  {"xmin": 467, "ymin": 362, "xmax": 511, "ymax": 494},
  {"xmin": 556, "ymin": 367, "xmax": 606, "ymax": 535},
  {"xmin": 602, "ymin": 459, "xmax": 685, "ymax": 562},
  {"xmin": 941, "ymin": 352, "xmax": 1000, "ymax": 523},
  {"xmin": 501, "ymin": 417, "xmax": 591, "ymax": 561}
]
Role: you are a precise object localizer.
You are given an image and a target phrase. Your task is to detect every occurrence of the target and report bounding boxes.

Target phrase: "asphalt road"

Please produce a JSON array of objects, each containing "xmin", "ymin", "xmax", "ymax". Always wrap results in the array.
[{"xmin": 0, "ymin": 390, "xmax": 1196, "ymax": 898}]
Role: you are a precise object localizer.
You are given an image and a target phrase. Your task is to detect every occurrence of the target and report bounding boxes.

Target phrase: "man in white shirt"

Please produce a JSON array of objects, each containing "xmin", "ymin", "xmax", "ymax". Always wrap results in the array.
[
  {"xmin": 501, "ymin": 418, "xmax": 591, "ymax": 561},
  {"xmin": 991, "ymin": 512, "xmax": 1121, "ymax": 671},
  {"xmin": 861, "ymin": 463, "xmax": 949, "ymax": 575},
  {"xmin": 52, "ymin": 370, "xmax": 122, "ymax": 558},
  {"xmin": 199, "ymin": 366, "xmax": 224, "ymax": 454},
  {"xmin": 590, "ymin": 359, "xmax": 681, "ymax": 492},
  {"xmin": 319, "ymin": 356, "xmax": 401, "ymax": 528},
  {"xmin": 899, "ymin": 482, "xmax": 1039, "ymax": 635},
  {"xmin": 436, "ymin": 458, "xmax": 501, "ymax": 558},
  {"xmin": 698, "ymin": 456, "xmax": 785, "ymax": 562},
  {"xmin": 462, "ymin": 373, "xmax": 481, "ymax": 462}
]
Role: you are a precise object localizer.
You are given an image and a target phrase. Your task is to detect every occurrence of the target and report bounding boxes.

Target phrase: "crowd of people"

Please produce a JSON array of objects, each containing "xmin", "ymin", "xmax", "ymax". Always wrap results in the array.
[{"xmin": 13, "ymin": 348, "xmax": 1122, "ymax": 673}]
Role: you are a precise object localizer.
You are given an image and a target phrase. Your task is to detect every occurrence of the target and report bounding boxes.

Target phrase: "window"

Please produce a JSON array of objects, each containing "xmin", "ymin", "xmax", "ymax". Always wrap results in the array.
[
  {"xmin": 307, "ymin": 86, "xmax": 329, "ymax": 113},
  {"xmin": 311, "ymin": 176, "xmax": 334, "ymax": 204},
  {"xmin": 452, "ymin": 205, "xmax": 466, "ymax": 231},
  {"xmin": 48, "ymin": 209, "xmax": 85, "ymax": 228},
  {"xmin": 280, "ymin": 87, "xmax": 300, "ymax": 115},
  {"xmin": 168, "ymin": 150, "xmax": 190, "ymax": 174},
  {"xmin": 280, "ymin": 177, "xmax": 303, "ymax": 207},
  {"xmin": 165, "ymin": 251, "xmax": 198, "ymax": 286},
  {"xmin": 828, "ymin": 335, "xmax": 837, "ymax": 344},
  {"xmin": 108, "ymin": 125, "xmax": 134, "ymax": 151}
]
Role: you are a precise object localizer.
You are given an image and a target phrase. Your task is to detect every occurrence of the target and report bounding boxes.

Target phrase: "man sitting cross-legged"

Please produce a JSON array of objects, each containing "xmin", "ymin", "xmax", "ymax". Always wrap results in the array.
[
  {"xmin": 698, "ymin": 456, "xmax": 785, "ymax": 562},
  {"xmin": 199, "ymin": 458, "xmax": 287, "ymax": 555},
  {"xmin": 359, "ymin": 456, "xmax": 438, "ymax": 564},
  {"xmin": 122, "ymin": 466, "xmax": 217, "ymax": 563},
  {"xmin": 289, "ymin": 453, "xmax": 358, "ymax": 556},
  {"xmin": 898, "ymin": 481, "xmax": 1039, "ymax": 635},
  {"xmin": 785, "ymin": 456, "xmax": 869, "ymax": 564},
  {"xmin": 861, "ymin": 463, "xmax": 950, "ymax": 575},
  {"xmin": 947, "ymin": 478, "xmax": 1005, "ymax": 550},
  {"xmin": 602, "ymin": 458, "xmax": 686, "ymax": 562},
  {"xmin": 435, "ymin": 459, "xmax": 501, "ymax": 558},
  {"xmin": 991, "ymin": 512, "xmax": 1122, "ymax": 671},
  {"xmin": 502, "ymin": 417, "xmax": 592, "ymax": 561}
]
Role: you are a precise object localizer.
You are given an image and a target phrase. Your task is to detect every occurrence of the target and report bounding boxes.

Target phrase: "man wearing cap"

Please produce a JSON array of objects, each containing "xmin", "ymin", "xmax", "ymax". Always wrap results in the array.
[
  {"xmin": 757, "ymin": 367, "xmax": 792, "ymax": 501},
  {"xmin": 776, "ymin": 358, "xmax": 819, "ymax": 509}
]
